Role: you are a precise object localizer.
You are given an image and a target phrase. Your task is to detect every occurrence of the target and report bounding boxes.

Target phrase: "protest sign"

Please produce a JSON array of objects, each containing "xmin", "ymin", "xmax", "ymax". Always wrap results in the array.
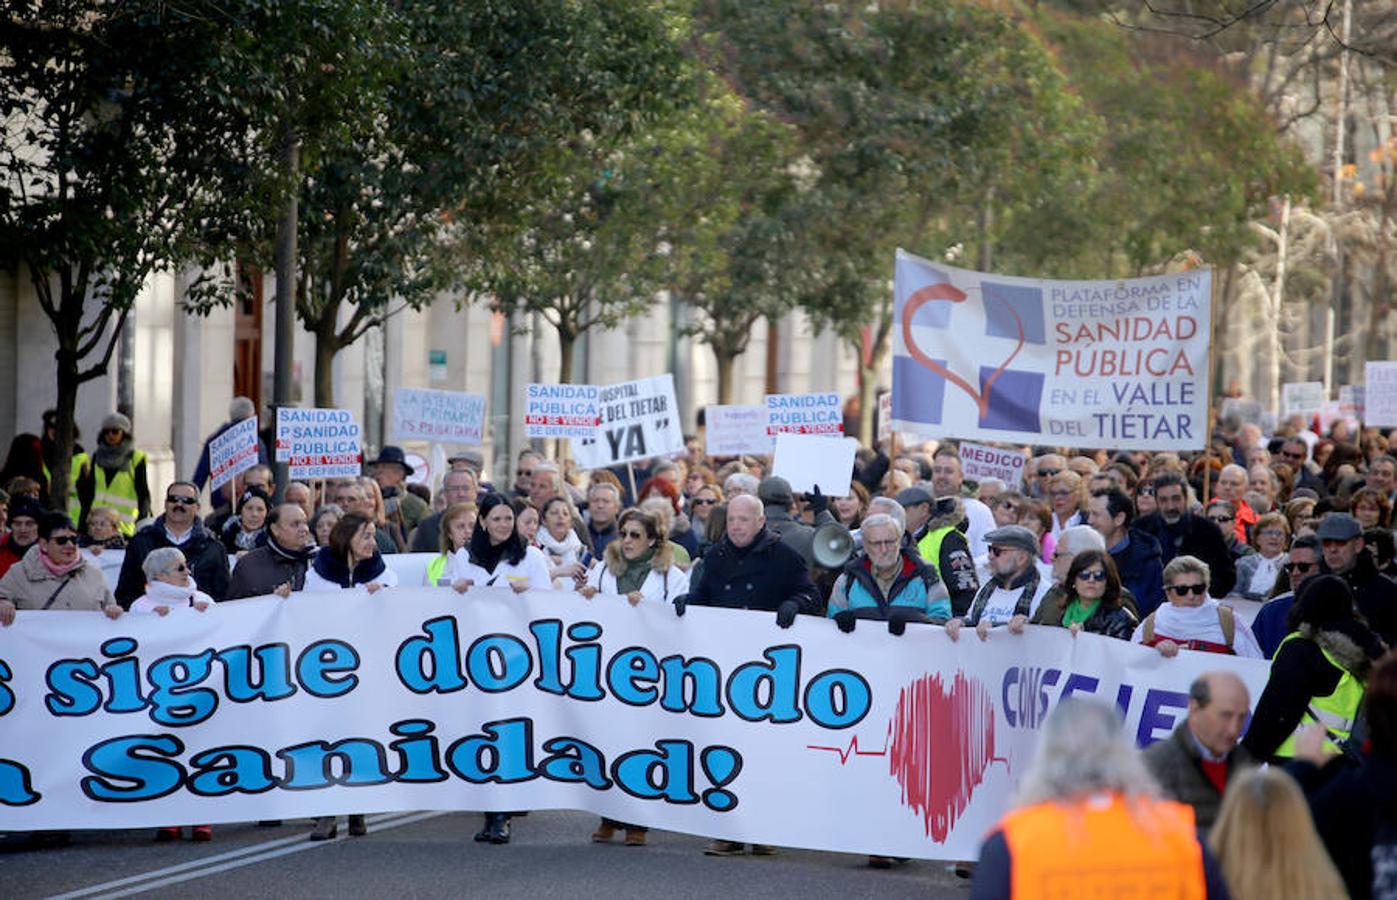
[
  {"xmin": 0, "ymin": 590, "xmax": 1267, "ymax": 860},
  {"xmin": 765, "ymin": 392, "xmax": 843, "ymax": 436},
  {"xmin": 572, "ymin": 375, "xmax": 684, "ymax": 469},
  {"xmin": 207, "ymin": 417, "xmax": 260, "ymax": 491},
  {"xmin": 771, "ymin": 433, "xmax": 858, "ymax": 495},
  {"xmin": 891, "ymin": 249, "xmax": 1210, "ymax": 450},
  {"xmin": 958, "ymin": 441, "xmax": 1025, "ymax": 490},
  {"xmin": 1218, "ymin": 397, "xmax": 1263, "ymax": 427},
  {"xmin": 705, "ymin": 405, "xmax": 773, "ymax": 457},
  {"xmin": 1339, "ymin": 384, "xmax": 1365, "ymax": 421},
  {"xmin": 1281, "ymin": 382, "xmax": 1325, "ymax": 419},
  {"xmin": 390, "ymin": 387, "xmax": 486, "ymax": 445},
  {"xmin": 1367, "ymin": 362, "xmax": 1397, "ymax": 428},
  {"xmin": 278, "ymin": 408, "xmax": 362, "ymax": 479},
  {"xmin": 877, "ymin": 392, "xmax": 892, "ymax": 444},
  {"xmin": 274, "ymin": 408, "xmax": 292, "ymax": 462},
  {"xmin": 524, "ymin": 383, "xmax": 601, "ymax": 439}
]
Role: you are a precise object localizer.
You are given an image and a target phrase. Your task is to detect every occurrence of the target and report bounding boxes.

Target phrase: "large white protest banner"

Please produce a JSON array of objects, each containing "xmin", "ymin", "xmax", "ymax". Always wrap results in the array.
[
  {"xmin": 390, "ymin": 387, "xmax": 487, "ymax": 446},
  {"xmin": 1282, "ymin": 381, "xmax": 1325, "ymax": 419},
  {"xmin": 277, "ymin": 408, "xmax": 363, "ymax": 479},
  {"xmin": 1367, "ymin": 362, "xmax": 1397, "ymax": 428},
  {"xmin": 958, "ymin": 442, "xmax": 1025, "ymax": 491},
  {"xmin": 0, "ymin": 589, "xmax": 1267, "ymax": 859},
  {"xmin": 573, "ymin": 375, "xmax": 684, "ymax": 469},
  {"xmin": 766, "ymin": 392, "xmax": 843, "ymax": 436},
  {"xmin": 891, "ymin": 250, "xmax": 1210, "ymax": 450},
  {"xmin": 207, "ymin": 417, "xmax": 260, "ymax": 492},
  {"xmin": 705, "ymin": 405, "xmax": 774, "ymax": 457},
  {"xmin": 524, "ymin": 383, "xmax": 601, "ymax": 439},
  {"xmin": 771, "ymin": 433, "xmax": 858, "ymax": 495}
]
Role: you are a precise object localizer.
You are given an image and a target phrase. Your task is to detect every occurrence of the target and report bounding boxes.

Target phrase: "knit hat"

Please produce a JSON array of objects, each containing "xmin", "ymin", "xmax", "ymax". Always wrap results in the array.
[
  {"xmin": 7, "ymin": 494, "xmax": 44, "ymax": 523},
  {"xmin": 101, "ymin": 412, "xmax": 133, "ymax": 436}
]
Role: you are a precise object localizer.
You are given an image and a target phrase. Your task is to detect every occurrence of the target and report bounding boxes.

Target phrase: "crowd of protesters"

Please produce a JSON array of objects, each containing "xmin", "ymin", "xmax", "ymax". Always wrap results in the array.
[{"xmin": 4, "ymin": 395, "xmax": 1397, "ymax": 896}]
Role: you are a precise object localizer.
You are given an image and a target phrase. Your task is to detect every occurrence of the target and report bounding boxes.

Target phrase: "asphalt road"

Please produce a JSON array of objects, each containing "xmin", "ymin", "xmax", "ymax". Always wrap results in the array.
[{"xmin": 0, "ymin": 811, "xmax": 973, "ymax": 899}]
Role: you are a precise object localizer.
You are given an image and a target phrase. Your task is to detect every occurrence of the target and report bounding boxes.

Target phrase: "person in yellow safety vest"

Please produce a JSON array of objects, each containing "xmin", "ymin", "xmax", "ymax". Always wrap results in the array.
[
  {"xmin": 423, "ymin": 502, "xmax": 484, "ymax": 588},
  {"xmin": 69, "ymin": 412, "xmax": 150, "ymax": 538},
  {"xmin": 897, "ymin": 486, "xmax": 978, "ymax": 616},
  {"xmin": 1243, "ymin": 573, "xmax": 1385, "ymax": 763},
  {"xmin": 971, "ymin": 697, "xmax": 1229, "ymax": 899}
]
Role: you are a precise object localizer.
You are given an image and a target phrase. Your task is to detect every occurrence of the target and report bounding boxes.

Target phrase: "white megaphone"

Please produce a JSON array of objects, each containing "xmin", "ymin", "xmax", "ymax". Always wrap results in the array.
[{"xmin": 811, "ymin": 523, "xmax": 854, "ymax": 570}]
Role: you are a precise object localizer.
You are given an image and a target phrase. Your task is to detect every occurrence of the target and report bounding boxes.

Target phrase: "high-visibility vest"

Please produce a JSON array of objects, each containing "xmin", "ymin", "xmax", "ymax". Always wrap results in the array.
[
  {"xmin": 426, "ymin": 553, "xmax": 448, "ymax": 586},
  {"xmin": 1000, "ymin": 793, "xmax": 1205, "ymax": 900},
  {"xmin": 68, "ymin": 450, "xmax": 146, "ymax": 537},
  {"xmin": 916, "ymin": 525, "xmax": 956, "ymax": 576},
  {"xmin": 1274, "ymin": 631, "xmax": 1365, "ymax": 758}
]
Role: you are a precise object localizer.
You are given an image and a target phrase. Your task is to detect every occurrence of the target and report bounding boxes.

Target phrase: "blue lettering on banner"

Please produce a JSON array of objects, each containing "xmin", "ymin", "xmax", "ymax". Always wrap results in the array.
[
  {"xmin": 0, "ymin": 759, "xmax": 40, "ymax": 806},
  {"xmin": 81, "ymin": 735, "xmax": 186, "ymax": 802},
  {"xmin": 0, "ymin": 658, "xmax": 13, "ymax": 716},
  {"xmin": 296, "ymin": 641, "xmax": 360, "ymax": 698}
]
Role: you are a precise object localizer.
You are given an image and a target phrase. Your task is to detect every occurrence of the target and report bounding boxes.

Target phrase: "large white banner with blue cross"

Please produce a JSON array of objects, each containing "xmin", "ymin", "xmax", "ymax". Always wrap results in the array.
[{"xmin": 891, "ymin": 250, "xmax": 1211, "ymax": 450}]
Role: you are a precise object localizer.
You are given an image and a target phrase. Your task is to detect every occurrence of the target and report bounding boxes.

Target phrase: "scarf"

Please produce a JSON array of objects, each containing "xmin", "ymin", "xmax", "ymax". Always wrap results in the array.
[
  {"xmin": 93, "ymin": 438, "xmax": 135, "ymax": 472},
  {"xmin": 614, "ymin": 547, "xmax": 657, "ymax": 595},
  {"xmin": 311, "ymin": 546, "xmax": 387, "ymax": 588},
  {"xmin": 536, "ymin": 525, "xmax": 584, "ymax": 564},
  {"xmin": 143, "ymin": 577, "xmax": 213, "ymax": 607},
  {"xmin": 1062, "ymin": 598, "xmax": 1102, "ymax": 629},
  {"xmin": 267, "ymin": 535, "xmax": 316, "ymax": 563},
  {"xmin": 38, "ymin": 547, "xmax": 82, "ymax": 577}
]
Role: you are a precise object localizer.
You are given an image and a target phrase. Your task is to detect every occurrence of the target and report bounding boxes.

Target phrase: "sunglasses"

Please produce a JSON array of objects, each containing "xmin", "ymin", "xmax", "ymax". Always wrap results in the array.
[
  {"xmin": 988, "ymin": 546, "xmax": 1021, "ymax": 557},
  {"xmin": 1285, "ymin": 561, "xmax": 1317, "ymax": 573},
  {"xmin": 47, "ymin": 535, "xmax": 77, "ymax": 546},
  {"xmin": 517, "ymin": 469, "xmax": 533, "ymax": 477},
  {"xmin": 1037, "ymin": 469, "xmax": 1061, "ymax": 478},
  {"xmin": 620, "ymin": 530, "xmax": 648, "ymax": 540},
  {"xmin": 1167, "ymin": 583, "xmax": 1207, "ymax": 596},
  {"xmin": 165, "ymin": 564, "xmax": 189, "ymax": 574},
  {"xmin": 691, "ymin": 498, "xmax": 716, "ymax": 507},
  {"xmin": 1076, "ymin": 570, "xmax": 1107, "ymax": 583},
  {"xmin": 166, "ymin": 496, "xmax": 198, "ymax": 506},
  {"xmin": 1207, "ymin": 515, "xmax": 1234, "ymax": 524},
  {"xmin": 1137, "ymin": 487, "xmax": 1155, "ymax": 497}
]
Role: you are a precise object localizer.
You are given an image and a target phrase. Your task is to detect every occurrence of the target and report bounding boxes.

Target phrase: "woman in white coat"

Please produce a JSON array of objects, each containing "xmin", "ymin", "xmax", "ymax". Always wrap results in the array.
[
  {"xmin": 580, "ymin": 508, "xmax": 689, "ymax": 607},
  {"xmin": 469, "ymin": 493, "xmax": 552, "ymax": 594}
]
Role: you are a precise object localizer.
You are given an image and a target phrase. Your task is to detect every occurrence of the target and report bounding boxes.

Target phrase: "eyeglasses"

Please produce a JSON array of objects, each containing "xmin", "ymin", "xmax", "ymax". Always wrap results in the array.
[
  {"xmin": 620, "ymin": 530, "xmax": 647, "ymax": 540},
  {"xmin": 1037, "ymin": 468, "xmax": 1061, "ymax": 479},
  {"xmin": 1137, "ymin": 486, "xmax": 1155, "ymax": 497},
  {"xmin": 691, "ymin": 498, "xmax": 716, "ymax": 507},
  {"xmin": 517, "ymin": 469, "xmax": 533, "ymax": 478},
  {"xmin": 166, "ymin": 496, "xmax": 198, "ymax": 506},
  {"xmin": 1076, "ymin": 570, "xmax": 1107, "ymax": 583},
  {"xmin": 1207, "ymin": 515, "xmax": 1234, "ymax": 524},
  {"xmin": 165, "ymin": 564, "xmax": 189, "ymax": 574},
  {"xmin": 988, "ymin": 546, "xmax": 1020, "ymax": 557},
  {"xmin": 866, "ymin": 539, "xmax": 900, "ymax": 550},
  {"xmin": 1284, "ymin": 561, "xmax": 1317, "ymax": 573},
  {"xmin": 1256, "ymin": 529, "xmax": 1286, "ymax": 540},
  {"xmin": 1167, "ymin": 583, "xmax": 1207, "ymax": 596},
  {"xmin": 47, "ymin": 535, "xmax": 77, "ymax": 546}
]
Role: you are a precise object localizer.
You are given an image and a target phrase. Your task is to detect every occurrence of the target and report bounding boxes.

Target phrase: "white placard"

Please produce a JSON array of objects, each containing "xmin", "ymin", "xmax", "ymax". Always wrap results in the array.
[
  {"xmin": 1338, "ymin": 384, "xmax": 1365, "ymax": 421},
  {"xmin": 766, "ymin": 392, "xmax": 843, "ymax": 436},
  {"xmin": 524, "ymin": 383, "xmax": 601, "ymax": 439},
  {"xmin": 958, "ymin": 441, "xmax": 1025, "ymax": 490},
  {"xmin": 1281, "ymin": 381, "xmax": 1325, "ymax": 418},
  {"xmin": 705, "ymin": 405, "xmax": 774, "ymax": 457},
  {"xmin": 877, "ymin": 392, "xmax": 892, "ymax": 443},
  {"xmin": 572, "ymin": 375, "xmax": 684, "ymax": 469},
  {"xmin": 1366, "ymin": 362, "xmax": 1397, "ymax": 428},
  {"xmin": 771, "ymin": 432, "xmax": 858, "ymax": 495},
  {"xmin": 207, "ymin": 417, "xmax": 260, "ymax": 491},
  {"xmin": 390, "ymin": 387, "xmax": 486, "ymax": 445},
  {"xmin": 279, "ymin": 408, "xmax": 363, "ymax": 479},
  {"xmin": 1218, "ymin": 397, "xmax": 1263, "ymax": 427},
  {"xmin": 0, "ymin": 588, "xmax": 1268, "ymax": 862}
]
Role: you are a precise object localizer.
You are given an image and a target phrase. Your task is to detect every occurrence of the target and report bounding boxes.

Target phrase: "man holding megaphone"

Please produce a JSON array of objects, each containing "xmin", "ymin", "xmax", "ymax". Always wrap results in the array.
[{"xmin": 826, "ymin": 512, "xmax": 951, "ymax": 635}]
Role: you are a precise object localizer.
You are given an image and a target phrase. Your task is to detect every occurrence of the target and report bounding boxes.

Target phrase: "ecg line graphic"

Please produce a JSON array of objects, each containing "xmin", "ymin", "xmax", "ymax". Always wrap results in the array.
[{"xmin": 805, "ymin": 723, "xmax": 892, "ymax": 764}]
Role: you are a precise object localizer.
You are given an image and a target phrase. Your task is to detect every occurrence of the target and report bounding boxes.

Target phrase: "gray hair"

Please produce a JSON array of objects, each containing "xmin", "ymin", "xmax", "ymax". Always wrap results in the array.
[
  {"xmin": 860, "ymin": 512, "xmax": 903, "ymax": 540},
  {"xmin": 1163, "ymin": 554, "xmax": 1210, "ymax": 587},
  {"xmin": 587, "ymin": 481, "xmax": 621, "ymax": 502},
  {"xmin": 866, "ymin": 497, "xmax": 906, "ymax": 533},
  {"xmin": 724, "ymin": 472, "xmax": 760, "ymax": 498},
  {"xmin": 229, "ymin": 396, "xmax": 256, "ymax": 421},
  {"xmin": 142, "ymin": 547, "xmax": 187, "ymax": 581},
  {"xmin": 1057, "ymin": 524, "xmax": 1105, "ymax": 558},
  {"xmin": 1016, "ymin": 698, "xmax": 1159, "ymax": 806}
]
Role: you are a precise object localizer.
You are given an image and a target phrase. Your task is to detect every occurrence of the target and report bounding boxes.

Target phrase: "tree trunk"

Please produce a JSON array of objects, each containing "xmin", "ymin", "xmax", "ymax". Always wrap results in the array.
[
  {"xmin": 314, "ymin": 327, "xmax": 339, "ymax": 408},
  {"xmin": 857, "ymin": 361, "xmax": 876, "ymax": 446},
  {"xmin": 558, "ymin": 330, "xmax": 576, "ymax": 385},
  {"xmin": 51, "ymin": 337, "xmax": 81, "ymax": 515},
  {"xmin": 1367, "ymin": 186, "xmax": 1394, "ymax": 363},
  {"xmin": 1268, "ymin": 196, "xmax": 1291, "ymax": 412},
  {"xmin": 715, "ymin": 350, "xmax": 736, "ymax": 404}
]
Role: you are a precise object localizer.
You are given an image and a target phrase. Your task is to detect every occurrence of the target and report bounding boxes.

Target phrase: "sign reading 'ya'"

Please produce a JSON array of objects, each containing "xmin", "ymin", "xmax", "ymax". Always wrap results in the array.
[
  {"xmin": 572, "ymin": 375, "xmax": 684, "ymax": 469},
  {"xmin": 891, "ymin": 250, "xmax": 1210, "ymax": 450},
  {"xmin": 0, "ymin": 589, "xmax": 1266, "ymax": 859}
]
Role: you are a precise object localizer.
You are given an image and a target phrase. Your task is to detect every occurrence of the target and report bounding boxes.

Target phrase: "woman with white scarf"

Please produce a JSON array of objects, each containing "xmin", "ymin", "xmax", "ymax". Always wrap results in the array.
[
  {"xmin": 536, "ymin": 496, "xmax": 590, "ymax": 590},
  {"xmin": 130, "ymin": 547, "xmax": 212, "ymax": 842},
  {"xmin": 1229, "ymin": 512, "xmax": 1290, "ymax": 602}
]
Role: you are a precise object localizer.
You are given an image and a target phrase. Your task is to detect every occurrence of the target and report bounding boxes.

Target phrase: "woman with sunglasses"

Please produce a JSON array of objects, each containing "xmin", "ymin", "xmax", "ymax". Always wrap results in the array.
[
  {"xmin": 129, "ymin": 547, "xmax": 214, "ymax": 842},
  {"xmin": 1044, "ymin": 550, "xmax": 1136, "ymax": 640},
  {"xmin": 1132, "ymin": 555, "xmax": 1263, "ymax": 658},
  {"xmin": 0, "ymin": 511, "xmax": 122, "ymax": 626}
]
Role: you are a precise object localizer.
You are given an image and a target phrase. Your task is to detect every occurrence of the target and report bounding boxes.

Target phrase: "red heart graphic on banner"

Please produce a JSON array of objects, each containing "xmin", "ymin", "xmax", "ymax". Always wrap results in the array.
[{"xmin": 901, "ymin": 283, "xmax": 1026, "ymax": 420}]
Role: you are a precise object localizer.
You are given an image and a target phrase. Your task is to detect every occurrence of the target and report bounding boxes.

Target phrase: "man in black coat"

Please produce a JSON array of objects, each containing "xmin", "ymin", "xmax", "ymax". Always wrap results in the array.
[
  {"xmin": 1134, "ymin": 472, "xmax": 1235, "ymax": 598},
  {"xmin": 1088, "ymin": 488, "xmax": 1166, "ymax": 618},
  {"xmin": 679, "ymin": 494, "xmax": 819, "ymax": 624},
  {"xmin": 1317, "ymin": 513, "xmax": 1397, "ymax": 646},
  {"xmin": 115, "ymin": 481, "xmax": 230, "ymax": 607},
  {"xmin": 226, "ymin": 503, "xmax": 315, "ymax": 599}
]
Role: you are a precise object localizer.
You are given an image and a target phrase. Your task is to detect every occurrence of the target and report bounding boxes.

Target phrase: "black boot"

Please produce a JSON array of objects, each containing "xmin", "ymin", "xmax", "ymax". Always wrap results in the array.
[{"xmin": 477, "ymin": 812, "xmax": 510, "ymax": 844}]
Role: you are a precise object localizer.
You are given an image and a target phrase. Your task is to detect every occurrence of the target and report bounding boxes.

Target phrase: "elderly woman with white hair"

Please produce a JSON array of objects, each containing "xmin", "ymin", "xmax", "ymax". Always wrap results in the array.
[
  {"xmin": 1132, "ymin": 555, "xmax": 1263, "ymax": 658},
  {"xmin": 970, "ymin": 698, "xmax": 1230, "ymax": 899}
]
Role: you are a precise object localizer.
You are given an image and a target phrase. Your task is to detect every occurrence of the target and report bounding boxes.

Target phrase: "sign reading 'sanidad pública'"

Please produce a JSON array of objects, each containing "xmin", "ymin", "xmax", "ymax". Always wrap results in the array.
[{"xmin": 891, "ymin": 250, "xmax": 1211, "ymax": 450}]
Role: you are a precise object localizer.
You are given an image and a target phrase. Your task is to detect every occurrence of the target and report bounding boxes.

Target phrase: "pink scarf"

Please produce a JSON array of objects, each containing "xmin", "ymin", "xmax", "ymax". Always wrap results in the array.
[{"xmin": 38, "ymin": 547, "xmax": 82, "ymax": 577}]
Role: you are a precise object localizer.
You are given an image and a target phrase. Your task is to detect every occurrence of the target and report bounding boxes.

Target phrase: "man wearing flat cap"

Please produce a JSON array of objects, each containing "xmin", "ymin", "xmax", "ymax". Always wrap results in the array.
[
  {"xmin": 1317, "ymin": 512, "xmax": 1397, "ymax": 645},
  {"xmin": 371, "ymin": 445, "xmax": 430, "ymax": 535},
  {"xmin": 946, "ymin": 524, "xmax": 1050, "ymax": 641},
  {"xmin": 757, "ymin": 476, "xmax": 833, "ymax": 571},
  {"xmin": 898, "ymin": 486, "xmax": 979, "ymax": 616}
]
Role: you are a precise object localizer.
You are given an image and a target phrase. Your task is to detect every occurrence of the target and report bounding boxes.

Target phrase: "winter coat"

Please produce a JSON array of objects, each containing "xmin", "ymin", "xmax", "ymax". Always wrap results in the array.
[
  {"xmin": 1108, "ymin": 529, "xmax": 1167, "ymax": 618},
  {"xmin": 1323, "ymin": 552, "xmax": 1397, "ymax": 647},
  {"xmin": 302, "ymin": 547, "xmax": 399, "ymax": 592},
  {"xmin": 687, "ymin": 526, "xmax": 820, "ymax": 615},
  {"xmin": 965, "ymin": 565, "xmax": 1050, "ymax": 627},
  {"xmin": 827, "ymin": 551, "xmax": 950, "ymax": 621},
  {"xmin": 226, "ymin": 539, "xmax": 314, "ymax": 600},
  {"xmin": 915, "ymin": 499, "xmax": 979, "ymax": 616},
  {"xmin": 115, "ymin": 516, "xmax": 231, "ymax": 607},
  {"xmin": 1134, "ymin": 511, "xmax": 1237, "ymax": 598},
  {"xmin": 0, "ymin": 535, "xmax": 35, "ymax": 580},
  {"xmin": 1143, "ymin": 722, "xmax": 1256, "ymax": 834},
  {"xmin": 0, "ymin": 546, "xmax": 115, "ymax": 612},
  {"xmin": 764, "ymin": 505, "xmax": 834, "ymax": 571},
  {"xmin": 585, "ymin": 540, "xmax": 690, "ymax": 604},
  {"xmin": 1289, "ymin": 749, "xmax": 1397, "ymax": 900}
]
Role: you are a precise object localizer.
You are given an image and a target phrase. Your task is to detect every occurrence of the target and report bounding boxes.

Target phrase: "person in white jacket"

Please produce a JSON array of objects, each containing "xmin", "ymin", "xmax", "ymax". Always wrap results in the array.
[
  {"xmin": 468, "ymin": 493, "xmax": 552, "ymax": 595},
  {"xmin": 580, "ymin": 508, "xmax": 689, "ymax": 606},
  {"xmin": 301, "ymin": 513, "xmax": 399, "ymax": 595}
]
